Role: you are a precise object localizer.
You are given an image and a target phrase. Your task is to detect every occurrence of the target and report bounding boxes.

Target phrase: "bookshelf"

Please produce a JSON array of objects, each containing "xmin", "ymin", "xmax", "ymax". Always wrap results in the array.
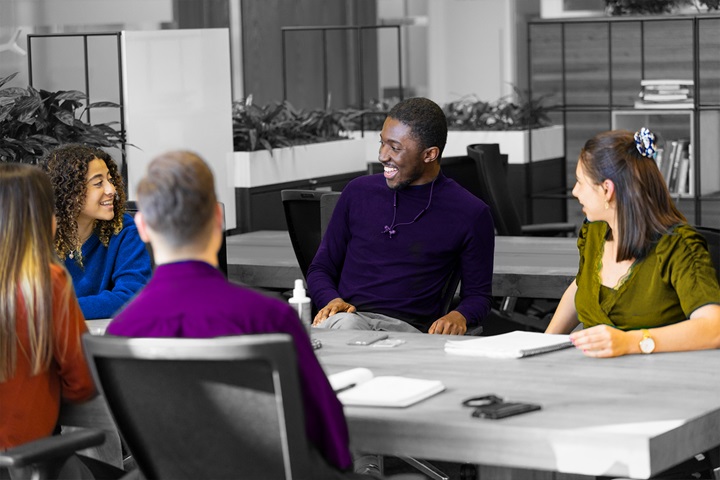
[{"xmin": 528, "ymin": 13, "xmax": 720, "ymax": 226}]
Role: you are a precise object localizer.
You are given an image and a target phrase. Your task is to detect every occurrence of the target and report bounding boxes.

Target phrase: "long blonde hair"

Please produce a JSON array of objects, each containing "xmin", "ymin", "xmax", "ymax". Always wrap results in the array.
[{"xmin": 0, "ymin": 163, "xmax": 71, "ymax": 381}]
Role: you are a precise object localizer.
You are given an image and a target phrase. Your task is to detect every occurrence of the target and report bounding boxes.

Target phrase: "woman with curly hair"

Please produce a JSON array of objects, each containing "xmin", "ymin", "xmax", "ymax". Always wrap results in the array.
[{"xmin": 42, "ymin": 144, "xmax": 152, "ymax": 319}]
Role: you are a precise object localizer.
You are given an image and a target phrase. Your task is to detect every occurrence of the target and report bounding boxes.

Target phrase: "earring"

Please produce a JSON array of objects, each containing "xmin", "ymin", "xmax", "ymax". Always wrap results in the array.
[{"xmin": 605, "ymin": 201, "xmax": 609, "ymax": 210}]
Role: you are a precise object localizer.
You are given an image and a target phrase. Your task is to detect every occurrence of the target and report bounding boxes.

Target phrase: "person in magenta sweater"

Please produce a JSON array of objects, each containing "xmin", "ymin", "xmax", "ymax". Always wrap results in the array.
[
  {"xmin": 42, "ymin": 144, "xmax": 152, "ymax": 319},
  {"xmin": 107, "ymin": 151, "xmax": 352, "ymax": 475},
  {"xmin": 308, "ymin": 97, "xmax": 495, "ymax": 335}
]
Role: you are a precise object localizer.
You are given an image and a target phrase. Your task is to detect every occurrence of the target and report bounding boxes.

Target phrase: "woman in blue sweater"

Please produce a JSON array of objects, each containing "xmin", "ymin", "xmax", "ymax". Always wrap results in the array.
[{"xmin": 42, "ymin": 144, "xmax": 152, "ymax": 319}]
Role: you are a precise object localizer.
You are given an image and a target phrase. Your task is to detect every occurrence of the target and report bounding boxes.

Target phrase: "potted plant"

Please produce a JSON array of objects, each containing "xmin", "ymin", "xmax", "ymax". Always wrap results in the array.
[
  {"xmin": 0, "ymin": 72, "xmax": 123, "ymax": 164},
  {"xmin": 230, "ymin": 96, "xmax": 367, "ymax": 188},
  {"xmin": 604, "ymin": 0, "xmax": 719, "ymax": 15},
  {"xmin": 346, "ymin": 89, "xmax": 563, "ymax": 166}
]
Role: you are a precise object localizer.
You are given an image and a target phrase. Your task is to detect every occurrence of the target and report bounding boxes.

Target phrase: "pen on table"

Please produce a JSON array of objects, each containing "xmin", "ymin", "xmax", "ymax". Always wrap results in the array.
[{"xmin": 334, "ymin": 383, "xmax": 356, "ymax": 394}]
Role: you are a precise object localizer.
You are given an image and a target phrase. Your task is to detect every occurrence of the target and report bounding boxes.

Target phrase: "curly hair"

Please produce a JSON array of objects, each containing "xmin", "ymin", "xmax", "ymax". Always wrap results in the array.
[{"xmin": 41, "ymin": 144, "xmax": 126, "ymax": 264}]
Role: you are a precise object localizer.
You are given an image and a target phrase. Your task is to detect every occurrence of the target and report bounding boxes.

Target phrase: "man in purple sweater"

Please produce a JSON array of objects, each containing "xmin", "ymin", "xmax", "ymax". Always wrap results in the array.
[
  {"xmin": 308, "ymin": 97, "xmax": 495, "ymax": 335},
  {"xmin": 107, "ymin": 151, "xmax": 352, "ymax": 475}
]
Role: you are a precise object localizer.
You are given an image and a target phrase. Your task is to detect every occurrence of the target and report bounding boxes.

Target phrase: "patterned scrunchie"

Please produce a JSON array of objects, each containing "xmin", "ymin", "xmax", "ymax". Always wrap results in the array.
[{"xmin": 634, "ymin": 127, "xmax": 657, "ymax": 159}]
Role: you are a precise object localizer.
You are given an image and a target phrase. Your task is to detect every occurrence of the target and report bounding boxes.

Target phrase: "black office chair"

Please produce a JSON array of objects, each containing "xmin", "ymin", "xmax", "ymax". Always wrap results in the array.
[
  {"xmin": 0, "ymin": 430, "xmax": 108, "ymax": 480},
  {"xmin": 695, "ymin": 226, "xmax": 720, "ymax": 283},
  {"xmin": 466, "ymin": 143, "xmax": 577, "ymax": 237},
  {"xmin": 125, "ymin": 200, "xmax": 228, "ymax": 278},
  {"xmin": 82, "ymin": 333, "xmax": 330, "ymax": 479},
  {"xmin": 465, "ymin": 144, "xmax": 575, "ymax": 334},
  {"xmin": 281, "ymin": 190, "xmax": 326, "ymax": 280},
  {"xmin": 320, "ymin": 191, "xmax": 342, "ymax": 237}
]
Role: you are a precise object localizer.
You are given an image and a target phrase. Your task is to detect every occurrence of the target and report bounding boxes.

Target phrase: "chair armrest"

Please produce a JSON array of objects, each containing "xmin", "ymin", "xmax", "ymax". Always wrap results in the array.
[
  {"xmin": 0, "ymin": 430, "xmax": 105, "ymax": 468},
  {"xmin": 521, "ymin": 223, "xmax": 577, "ymax": 237}
]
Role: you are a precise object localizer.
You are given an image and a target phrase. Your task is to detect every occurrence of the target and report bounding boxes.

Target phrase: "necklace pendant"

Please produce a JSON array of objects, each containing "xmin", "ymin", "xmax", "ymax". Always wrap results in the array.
[{"xmin": 68, "ymin": 252, "xmax": 74, "ymax": 259}]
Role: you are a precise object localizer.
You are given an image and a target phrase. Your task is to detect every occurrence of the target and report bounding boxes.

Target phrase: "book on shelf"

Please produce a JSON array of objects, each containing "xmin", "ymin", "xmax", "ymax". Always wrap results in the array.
[
  {"xmin": 637, "ymin": 79, "xmax": 694, "ymax": 109},
  {"xmin": 444, "ymin": 331, "xmax": 573, "ymax": 359},
  {"xmin": 640, "ymin": 79, "xmax": 694, "ymax": 87},
  {"xmin": 634, "ymin": 100, "xmax": 694, "ymax": 110},
  {"xmin": 676, "ymin": 152, "xmax": 691, "ymax": 195},
  {"xmin": 665, "ymin": 139, "xmax": 690, "ymax": 194},
  {"xmin": 328, "ymin": 367, "xmax": 445, "ymax": 408}
]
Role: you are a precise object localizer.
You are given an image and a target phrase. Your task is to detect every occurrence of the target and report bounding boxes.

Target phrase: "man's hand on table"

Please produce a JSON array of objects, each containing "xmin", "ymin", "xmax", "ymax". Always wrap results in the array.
[
  {"xmin": 428, "ymin": 310, "xmax": 467, "ymax": 335},
  {"xmin": 313, "ymin": 298, "xmax": 356, "ymax": 326}
]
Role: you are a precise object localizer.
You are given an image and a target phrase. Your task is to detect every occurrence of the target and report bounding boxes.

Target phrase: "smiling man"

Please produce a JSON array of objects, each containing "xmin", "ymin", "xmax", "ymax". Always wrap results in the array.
[{"xmin": 307, "ymin": 97, "xmax": 495, "ymax": 335}]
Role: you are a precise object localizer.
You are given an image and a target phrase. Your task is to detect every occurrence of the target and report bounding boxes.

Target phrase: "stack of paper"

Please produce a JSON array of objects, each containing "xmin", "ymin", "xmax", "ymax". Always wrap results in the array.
[
  {"xmin": 329, "ymin": 367, "xmax": 445, "ymax": 408},
  {"xmin": 444, "ymin": 331, "xmax": 573, "ymax": 359}
]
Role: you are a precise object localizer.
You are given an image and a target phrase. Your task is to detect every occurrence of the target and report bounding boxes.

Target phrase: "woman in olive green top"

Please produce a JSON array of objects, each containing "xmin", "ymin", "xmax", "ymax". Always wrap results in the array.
[{"xmin": 546, "ymin": 128, "xmax": 720, "ymax": 357}]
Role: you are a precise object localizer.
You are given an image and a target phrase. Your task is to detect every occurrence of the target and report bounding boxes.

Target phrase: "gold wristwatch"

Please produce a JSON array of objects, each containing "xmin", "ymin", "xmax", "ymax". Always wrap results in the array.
[{"xmin": 639, "ymin": 329, "xmax": 655, "ymax": 354}]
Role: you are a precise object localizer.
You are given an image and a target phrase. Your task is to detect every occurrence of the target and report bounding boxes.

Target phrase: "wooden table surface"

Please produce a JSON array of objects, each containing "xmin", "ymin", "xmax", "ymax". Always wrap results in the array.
[
  {"xmin": 226, "ymin": 230, "xmax": 578, "ymax": 299},
  {"xmin": 312, "ymin": 329, "xmax": 720, "ymax": 479}
]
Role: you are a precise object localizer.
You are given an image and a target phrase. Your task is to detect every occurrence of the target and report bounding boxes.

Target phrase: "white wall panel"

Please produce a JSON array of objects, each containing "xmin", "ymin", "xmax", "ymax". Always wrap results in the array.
[{"xmin": 123, "ymin": 29, "xmax": 236, "ymax": 229}]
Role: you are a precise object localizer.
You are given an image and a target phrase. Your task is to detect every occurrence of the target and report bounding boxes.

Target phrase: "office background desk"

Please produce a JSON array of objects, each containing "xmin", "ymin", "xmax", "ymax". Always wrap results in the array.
[
  {"xmin": 314, "ymin": 329, "xmax": 720, "ymax": 479},
  {"xmin": 226, "ymin": 231, "xmax": 578, "ymax": 299}
]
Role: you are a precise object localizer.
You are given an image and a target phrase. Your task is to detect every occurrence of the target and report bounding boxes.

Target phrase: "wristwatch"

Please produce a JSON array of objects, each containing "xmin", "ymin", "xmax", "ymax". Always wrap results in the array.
[{"xmin": 639, "ymin": 329, "xmax": 655, "ymax": 354}]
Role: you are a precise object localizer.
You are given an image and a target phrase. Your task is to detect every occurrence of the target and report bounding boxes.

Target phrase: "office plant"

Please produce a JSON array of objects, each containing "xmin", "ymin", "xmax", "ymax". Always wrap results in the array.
[
  {"xmin": 0, "ymin": 72, "xmax": 123, "ymax": 164},
  {"xmin": 231, "ymin": 95, "xmax": 360, "ymax": 153}
]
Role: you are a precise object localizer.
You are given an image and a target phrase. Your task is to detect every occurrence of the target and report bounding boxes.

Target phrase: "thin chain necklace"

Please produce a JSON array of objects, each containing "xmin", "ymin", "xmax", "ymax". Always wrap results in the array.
[{"xmin": 382, "ymin": 177, "xmax": 437, "ymax": 238}]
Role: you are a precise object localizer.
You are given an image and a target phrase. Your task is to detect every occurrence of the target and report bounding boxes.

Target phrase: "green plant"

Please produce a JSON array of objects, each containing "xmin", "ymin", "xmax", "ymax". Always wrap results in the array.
[
  {"xmin": 604, "ymin": 0, "xmax": 720, "ymax": 14},
  {"xmin": 0, "ymin": 72, "xmax": 124, "ymax": 164},
  {"xmin": 232, "ymin": 96, "xmax": 357, "ymax": 153},
  {"xmin": 337, "ymin": 89, "xmax": 552, "ymax": 132},
  {"xmin": 443, "ymin": 88, "xmax": 553, "ymax": 131}
]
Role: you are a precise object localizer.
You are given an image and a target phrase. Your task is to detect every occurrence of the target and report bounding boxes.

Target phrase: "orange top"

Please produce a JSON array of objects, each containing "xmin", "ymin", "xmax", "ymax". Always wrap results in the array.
[{"xmin": 0, "ymin": 264, "xmax": 96, "ymax": 449}]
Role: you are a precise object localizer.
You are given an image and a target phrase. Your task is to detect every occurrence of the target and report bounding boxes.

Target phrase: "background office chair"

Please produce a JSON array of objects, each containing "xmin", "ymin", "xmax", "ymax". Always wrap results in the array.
[
  {"xmin": 695, "ymin": 226, "xmax": 720, "ymax": 283},
  {"xmin": 281, "ymin": 189, "xmax": 326, "ymax": 280},
  {"xmin": 0, "ymin": 430, "xmax": 107, "ymax": 480},
  {"xmin": 125, "ymin": 201, "xmax": 228, "ymax": 277},
  {"xmin": 82, "ymin": 333, "xmax": 326, "ymax": 480},
  {"xmin": 466, "ymin": 143, "xmax": 577, "ymax": 237},
  {"xmin": 320, "ymin": 191, "xmax": 342, "ymax": 237},
  {"xmin": 465, "ymin": 144, "xmax": 576, "ymax": 334}
]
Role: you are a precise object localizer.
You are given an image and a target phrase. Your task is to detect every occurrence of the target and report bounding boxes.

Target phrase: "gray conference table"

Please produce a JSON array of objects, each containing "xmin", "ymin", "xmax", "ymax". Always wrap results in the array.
[
  {"xmin": 226, "ymin": 230, "xmax": 578, "ymax": 299},
  {"xmin": 65, "ymin": 326, "xmax": 720, "ymax": 479}
]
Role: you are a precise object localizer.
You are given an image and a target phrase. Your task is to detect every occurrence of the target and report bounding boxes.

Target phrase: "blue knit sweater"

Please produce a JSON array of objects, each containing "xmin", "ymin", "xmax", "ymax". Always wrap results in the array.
[
  {"xmin": 65, "ymin": 213, "xmax": 152, "ymax": 319},
  {"xmin": 307, "ymin": 173, "xmax": 495, "ymax": 331}
]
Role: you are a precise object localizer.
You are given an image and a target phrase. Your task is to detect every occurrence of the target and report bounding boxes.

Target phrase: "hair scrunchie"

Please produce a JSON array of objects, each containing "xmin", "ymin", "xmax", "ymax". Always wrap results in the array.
[{"xmin": 634, "ymin": 127, "xmax": 657, "ymax": 159}]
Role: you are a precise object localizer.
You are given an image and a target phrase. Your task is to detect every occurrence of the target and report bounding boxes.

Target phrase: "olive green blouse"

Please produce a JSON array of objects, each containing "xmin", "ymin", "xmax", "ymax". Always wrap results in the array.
[{"xmin": 575, "ymin": 221, "xmax": 720, "ymax": 330}]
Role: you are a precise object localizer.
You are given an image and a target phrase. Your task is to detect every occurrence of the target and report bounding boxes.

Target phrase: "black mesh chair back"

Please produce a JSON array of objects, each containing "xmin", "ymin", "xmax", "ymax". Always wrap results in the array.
[
  {"xmin": 695, "ymin": 226, "xmax": 720, "ymax": 283},
  {"xmin": 82, "ymin": 333, "xmax": 313, "ymax": 480},
  {"xmin": 439, "ymin": 155, "xmax": 486, "ymax": 201},
  {"xmin": 466, "ymin": 144, "xmax": 524, "ymax": 236},
  {"xmin": 281, "ymin": 190, "xmax": 325, "ymax": 279},
  {"xmin": 320, "ymin": 191, "xmax": 342, "ymax": 238}
]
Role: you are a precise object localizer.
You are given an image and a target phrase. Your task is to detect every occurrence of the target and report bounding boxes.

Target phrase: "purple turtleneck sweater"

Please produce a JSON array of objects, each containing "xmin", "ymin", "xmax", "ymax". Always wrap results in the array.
[
  {"xmin": 307, "ymin": 173, "xmax": 494, "ymax": 331},
  {"xmin": 107, "ymin": 261, "xmax": 351, "ymax": 471}
]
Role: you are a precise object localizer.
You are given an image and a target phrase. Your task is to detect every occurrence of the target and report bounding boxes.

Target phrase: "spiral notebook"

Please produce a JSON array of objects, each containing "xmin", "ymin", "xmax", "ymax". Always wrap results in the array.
[{"xmin": 444, "ymin": 331, "xmax": 573, "ymax": 359}]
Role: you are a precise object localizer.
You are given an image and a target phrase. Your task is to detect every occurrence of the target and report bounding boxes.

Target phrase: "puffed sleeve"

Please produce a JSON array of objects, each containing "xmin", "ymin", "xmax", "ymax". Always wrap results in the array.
[{"xmin": 660, "ymin": 225, "xmax": 720, "ymax": 317}]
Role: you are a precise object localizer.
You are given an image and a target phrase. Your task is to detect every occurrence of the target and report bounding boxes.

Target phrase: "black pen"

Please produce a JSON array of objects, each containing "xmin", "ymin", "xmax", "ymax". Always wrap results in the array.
[{"xmin": 334, "ymin": 383, "xmax": 356, "ymax": 394}]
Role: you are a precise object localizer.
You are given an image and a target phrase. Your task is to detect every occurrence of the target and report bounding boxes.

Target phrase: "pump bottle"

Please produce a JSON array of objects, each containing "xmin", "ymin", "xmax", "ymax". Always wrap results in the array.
[{"xmin": 289, "ymin": 279, "xmax": 312, "ymax": 334}]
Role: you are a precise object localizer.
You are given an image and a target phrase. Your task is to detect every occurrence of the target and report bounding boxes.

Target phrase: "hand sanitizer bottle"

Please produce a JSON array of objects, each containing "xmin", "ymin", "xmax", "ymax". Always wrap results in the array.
[{"xmin": 289, "ymin": 279, "xmax": 312, "ymax": 335}]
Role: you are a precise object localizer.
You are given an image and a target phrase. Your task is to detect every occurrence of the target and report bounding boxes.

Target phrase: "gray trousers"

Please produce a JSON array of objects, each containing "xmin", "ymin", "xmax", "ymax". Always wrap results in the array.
[{"xmin": 317, "ymin": 311, "xmax": 422, "ymax": 333}]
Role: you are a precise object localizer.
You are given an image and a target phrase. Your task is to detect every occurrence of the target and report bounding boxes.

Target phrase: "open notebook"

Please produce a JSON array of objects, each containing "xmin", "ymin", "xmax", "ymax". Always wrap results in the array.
[
  {"xmin": 445, "ymin": 331, "xmax": 573, "ymax": 359},
  {"xmin": 329, "ymin": 368, "xmax": 445, "ymax": 408}
]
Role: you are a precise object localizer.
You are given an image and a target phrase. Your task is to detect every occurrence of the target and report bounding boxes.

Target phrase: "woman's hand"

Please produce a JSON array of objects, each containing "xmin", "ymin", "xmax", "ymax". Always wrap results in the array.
[{"xmin": 570, "ymin": 325, "xmax": 639, "ymax": 358}]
